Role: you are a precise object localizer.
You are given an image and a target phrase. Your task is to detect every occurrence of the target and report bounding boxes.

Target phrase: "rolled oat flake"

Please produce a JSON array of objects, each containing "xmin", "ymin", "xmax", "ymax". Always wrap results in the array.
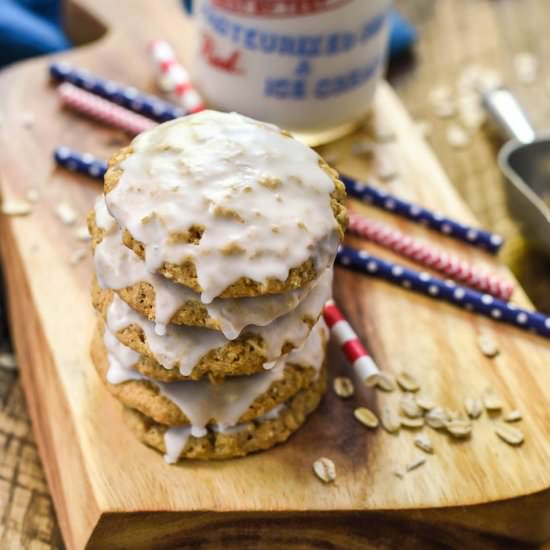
[{"xmin": 313, "ymin": 457, "xmax": 336, "ymax": 483}]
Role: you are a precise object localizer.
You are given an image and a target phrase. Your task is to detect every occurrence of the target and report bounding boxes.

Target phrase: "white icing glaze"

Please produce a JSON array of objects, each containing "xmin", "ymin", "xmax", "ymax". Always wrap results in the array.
[
  {"xmin": 103, "ymin": 329, "xmax": 142, "ymax": 384},
  {"xmin": 93, "ymin": 197, "xmax": 318, "ymax": 339},
  {"xmin": 104, "ymin": 110, "xmax": 340, "ymax": 303},
  {"xmin": 106, "ymin": 294, "xmax": 226, "ymax": 376},
  {"xmin": 290, "ymin": 318, "xmax": 328, "ymax": 381},
  {"xmin": 163, "ymin": 405, "xmax": 279, "ymax": 463},
  {"xmin": 211, "ymin": 421, "xmax": 254, "ymax": 435},
  {"xmin": 94, "ymin": 220, "xmax": 151, "ymax": 291},
  {"xmin": 260, "ymin": 402, "xmax": 286, "ymax": 421},
  {"xmin": 164, "ymin": 425, "xmax": 191, "ymax": 464},
  {"xmin": 94, "ymin": 194, "xmax": 116, "ymax": 232},
  {"xmin": 159, "ymin": 360, "xmax": 286, "ymax": 433},
  {"xmin": 105, "ymin": 269, "xmax": 331, "ymax": 375},
  {"xmin": 105, "ymin": 319, "xmax": 327, "ymax": 438}
]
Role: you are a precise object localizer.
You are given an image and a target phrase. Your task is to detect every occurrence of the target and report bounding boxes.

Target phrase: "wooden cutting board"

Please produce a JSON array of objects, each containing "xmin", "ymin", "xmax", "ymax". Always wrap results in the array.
[{"xmin": 1, "ymin": 1, "xmax": 550, "ymax": 548}]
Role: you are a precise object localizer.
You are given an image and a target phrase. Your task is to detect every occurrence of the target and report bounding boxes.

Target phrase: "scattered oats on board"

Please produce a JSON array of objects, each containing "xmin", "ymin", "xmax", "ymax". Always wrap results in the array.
[
  {"xmin": 69, "ymin": 249, "xmax": 87, "ymax": 266},
  {"xmin": 333, "ymin": 375, "xmax": 355, "ymax": 399},
  {"xmin": 504, "ymin": 410, "xmax": 522, "ymax": 423},
  {"xmin": 414, "ymin": 433, "xmax": 434, "ymax": 454},
  {"xmin": 26, "ymin": 188, "xmax": 40, "ymax": 203},
  {"xmin": 323, "ymin": 151, "xmax": 341, "ymax": 165},
  {"xmin": 0, "ymin": 352, "xmax": 17, "ymax": 370},
  {"xmin": 477, "ymin": 69, "xmax": 502, "ymax": 93},
  {"xmin": 478, "ymin": 334, "xmax": 499, "ymax": 358},
  {"xmin": 75, "ymin": 225, "xmax": 91, "ymax": 242},
  {"xmin": 351, "ymin": 140, "xmax": 375, "ymax": 157},
  {"xmin": 425, "ymin": 407, "xmax": 448, "ymax": 429},
  {"xmin": 495, "ymin": 422, "xmax": 524, "ymax": 446},
  {"xmin": 56, "ymin": 202, "xmax": 77, "ymax": 225},
  {"xmin": 2, "ymin": 199, "xmax": 32, "ymax": 216},
  {"xmin": 433, "ymin": 99, "xmax": 455, "ymax": 118},
  {"xmin": 458, "ymin": 64, "xmax": 502, "ymax": 94},
  {"xmin": 429, "ymin": 85, "xmax": 455, "ymax": 118},
  {"xmin": 366, "ymin": 371, "xmax": 396, "ymax": 392},
  {"xmin": 380, "ymin": 406, "xmax": 401, "ymax": 434},
  {"xmin": 457, "ymin": 94, "xmax": 486, "ymax": 130},
  {"xmin": 416, "ymin": 393, "xmax": 435, "ymax": 411},
  {"xmin": 414, "ymin": 119, "xmax": 431, "ymax": 139},
  {"xmin": 354, "ymin": 407, "xmax": 379, "ymax": 429},
  {"xmin": 428, "ymin": 85, "xmax": 453, "ymax": 104},
  {"xmin": 396, "ymin": 371, "xmax": 420, "ymax": 392},
  {"xmin": 393, "ymin": 468, "xmax": 405, "ymax": 480},
  {"xmin": 482, "ymin": 388, "xmax": 504, "ymax": 412},
  {"xmin": 21, "ymin": 112, "xmax": 35, "ymax": 128},
  {"xmin": 445, "ymin": 419, "xmax": 472, "ymax": 439},
  {"xmin": 406, "ymin": 457, "xmax": 426, "ymax": 472},
  {"xmin": 399, "ymin": 393, "xmax": 422, "ymax": 418},
  {"xmin": 313, "ymin": 457, "xmax": 336, "ymax": 483},
  {"xmin": 400, "ymin": 417, "xmax": 424, "ymax": 430},
  {"xmin": 375, "ymin": 157, "xmax": 398, "ymax": 181},
  {"xmin": 371, "ymin": 122, "xmax": 396, "ymax": 143},
  {"xmin": 464, "ymin": 397, "xmax": 483, "ymax": 419},
  {"xmin": 446, "ymin": 124, "xmax": 470, "ymax": 148},
  {"xmin": 514, "ymin": 52, "xmax": 539, "ymax": 85},
  {"xmin": 445, "ymin": 409, "xmax": 462, "ymax": 422}
]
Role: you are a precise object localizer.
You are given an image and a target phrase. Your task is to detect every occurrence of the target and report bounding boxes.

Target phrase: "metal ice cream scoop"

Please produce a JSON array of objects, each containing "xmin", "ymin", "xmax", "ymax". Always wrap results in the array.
[{"xmin": 483, "ymin": 87, "xmax": 550, "ymax": 254}]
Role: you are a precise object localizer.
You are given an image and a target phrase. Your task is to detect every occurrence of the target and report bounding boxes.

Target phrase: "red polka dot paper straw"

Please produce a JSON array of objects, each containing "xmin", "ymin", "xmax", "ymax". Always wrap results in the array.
[
  {"xmin": 348, "ymin": 212, "xmax": 514, "ymax": 300},
  {"xmin": 58, "ymin": 82, "xmax": 157, "ymax": 136},
  {"xmin": 323, "ymin": 300, "xmax": 379, "ymax": 383},
  {"xmin": 149, "ymin": 40, "xmax": 205, "ymax": 113}
]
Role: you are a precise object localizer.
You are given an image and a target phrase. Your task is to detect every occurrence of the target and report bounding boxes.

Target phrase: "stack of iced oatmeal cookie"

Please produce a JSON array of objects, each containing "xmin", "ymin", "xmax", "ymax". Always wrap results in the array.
[{"xmin": 88, "ymin": 110, "xmax": 346, "ymax": 462}]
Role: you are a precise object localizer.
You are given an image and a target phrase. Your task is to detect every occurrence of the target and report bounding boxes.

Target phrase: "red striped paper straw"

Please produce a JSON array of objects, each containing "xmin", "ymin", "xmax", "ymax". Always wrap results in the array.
[
  {"xmin": 149, "ymin": 40, "xmax": 204, "ymax": 113},
  {"xmin": 348, "ymin": 212, "xmax": 514, "ymax": 301},
  {"xmin": 58, "ymin": 82, "xmax": 156, "ymax": 136},
  {"xmin": 323, "ymin": 300, "xmax": 379, "ymax": 383}
]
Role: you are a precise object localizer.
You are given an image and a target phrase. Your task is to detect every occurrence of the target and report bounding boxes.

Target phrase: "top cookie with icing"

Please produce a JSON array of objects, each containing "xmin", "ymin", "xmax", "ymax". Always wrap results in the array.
[{"xmin": 104, "ymin": 111, "xmax": 346, "ymax": 303}]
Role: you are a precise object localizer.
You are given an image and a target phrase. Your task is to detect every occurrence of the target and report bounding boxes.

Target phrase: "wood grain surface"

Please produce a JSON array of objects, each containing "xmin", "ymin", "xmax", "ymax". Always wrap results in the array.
[{"xmin": 1, "ymin": 0, "xmax": 550, "ymax": 548}]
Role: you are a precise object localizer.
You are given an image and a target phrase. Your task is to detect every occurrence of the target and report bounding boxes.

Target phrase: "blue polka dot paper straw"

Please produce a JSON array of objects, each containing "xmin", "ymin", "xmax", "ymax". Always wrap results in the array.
[
  {"xmin": 336, "ymin": 244, "xmax": 550, "ymax": 338},
  {"xmin": 54, "ymin": 147, "xmax": 107, "ymax": 180},
  {"xmin": 49, "ymin": 62, "xmax": 185, "ymax": 123},
  {"xmin": 340, "ymin": 174, "xmax": 504, "ymax": 254}
]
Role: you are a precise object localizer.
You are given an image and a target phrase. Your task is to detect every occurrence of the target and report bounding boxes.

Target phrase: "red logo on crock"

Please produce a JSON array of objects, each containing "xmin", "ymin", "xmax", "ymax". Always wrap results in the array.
[
  {"xmin": 211, "ymin": 0, "xmax": 352, "ymax": 17},
  {"xmin": 201, "ymin": 32, "xmax": 243, "ymax": 74}
]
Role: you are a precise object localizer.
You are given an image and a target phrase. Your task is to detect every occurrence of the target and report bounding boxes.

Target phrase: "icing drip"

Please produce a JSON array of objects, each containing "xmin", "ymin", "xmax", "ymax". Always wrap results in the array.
[
  {"xmin": 104, "ymin": 111, "xmax": 340, "ymax": 302},
  {"xmin": 94, "ymin": 194, "xmax": 116, "ymax": 231},
  {"xmin": 259, "ymin": 402, "xmax": 285, "ymax": 421},
  {"xmin": 293, "ymin": 317, "xmax": 328, "ymax": 381},
  {"xmin": 104, "ymin": 319, "xmax": 328, "ymax": 437},
  {"xmin": 106, "ymin": 295, "xmax": 226, "ymax": 376},
  {"xmin": 163, "ymin": 425, "xmax": 191, "ymax": 464},
  {"xmin": 163, "ymin": 404, "xmax": 284, "ymax": 463},
  {"xmin": 93, "ymin": 197, "xmax": 317, "ymax": 339},
  {"xmin": 103, "ymin": 329, "xmax": 142, "ymax": 384},
  {"xmin": 105, "ymin": 269, "xmax": 331, "ymax": 375},
  {"xmin": 94, "ymin": 222, "xmax": 151, "ymax": 291},
  {"xmin": 159, "ymin": 361, "xmax": 287, "ymax": 432},
  {"xmin": 204, "ymin": 285, "xmax": 310, "ymax": 340}
]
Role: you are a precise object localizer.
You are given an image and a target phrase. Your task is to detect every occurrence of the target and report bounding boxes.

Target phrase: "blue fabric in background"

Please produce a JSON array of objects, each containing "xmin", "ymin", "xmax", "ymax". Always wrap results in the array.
[
  {"xmin": 0, "ymin": 0, "xmax": 70, "ymax": 67},
  {"xmin": 0, "ymin": 0, "xmax": 414, "ymax": 68},
  {"xmin": 387, "ymin": 10, "xmax": 416, "ymax": 58}
]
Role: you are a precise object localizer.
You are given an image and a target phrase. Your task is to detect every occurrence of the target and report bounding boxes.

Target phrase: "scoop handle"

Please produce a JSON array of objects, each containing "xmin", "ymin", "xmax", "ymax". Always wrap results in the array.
[{"xmin": 482, "ymin": 87, "xmax": 536, "ymax": 144}]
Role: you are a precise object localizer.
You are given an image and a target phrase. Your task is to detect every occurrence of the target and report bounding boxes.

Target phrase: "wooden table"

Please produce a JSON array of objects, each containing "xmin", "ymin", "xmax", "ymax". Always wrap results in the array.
[{"xmin": 1, "ymin": 0, "xmax": 550, "ymax": 547}]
